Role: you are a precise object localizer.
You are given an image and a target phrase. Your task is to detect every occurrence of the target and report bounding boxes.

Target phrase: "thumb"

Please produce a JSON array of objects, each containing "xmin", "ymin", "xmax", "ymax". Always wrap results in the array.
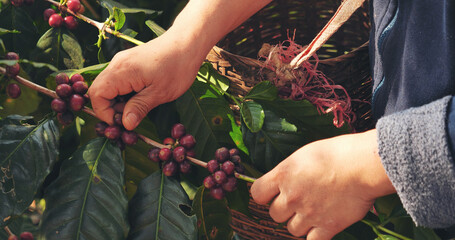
[{"xmin": 122, "ymin": 90, "xmax": 159, "ymax": 130}]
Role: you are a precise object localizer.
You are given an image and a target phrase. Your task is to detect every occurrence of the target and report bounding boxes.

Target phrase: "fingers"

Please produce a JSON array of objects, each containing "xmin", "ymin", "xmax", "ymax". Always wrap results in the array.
[
  {"xmin": 250, "ymin": 167, "xmax": 281, "ymax": 205},
  {"xmin": 287, "ymin": 214, "xmax": 313, "ymax": 237},
  {"xmin": 122, "ymin": 88, "xmax": 160, "ymax": 130},
  {"xmin": 268, "ymin": 193, "xmax": 294, "ymax": 223},
  {"xmin": 306, "ymin": 227, "xmax": 337, "ymax": 240},
  {"xmin": 88, "ymin": 71, "xmax": 120, "ymax": 125}
]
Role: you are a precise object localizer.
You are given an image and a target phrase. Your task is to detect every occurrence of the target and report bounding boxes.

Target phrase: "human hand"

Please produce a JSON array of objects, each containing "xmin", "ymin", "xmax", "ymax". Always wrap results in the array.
[
  {"xmin": 250, "ymin": 129, "xmax": 396, "ymax": 239},
  {"xmin": 88, "ymin": 32, "xmax": 206, "ymax": 130}
]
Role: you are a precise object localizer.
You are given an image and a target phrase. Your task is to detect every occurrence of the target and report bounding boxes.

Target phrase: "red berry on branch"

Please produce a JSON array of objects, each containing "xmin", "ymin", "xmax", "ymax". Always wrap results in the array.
[
  {"xmin": 55, "ymin": 73, "xmax": 69, "ymax": 85},
  {"xmin": 66, "ymin": 0, "xmax": 81, "ymax": 12},
  {"xmin": 213, "ymin": 170, "xmax": 227, "ymax": 184},
  {"xmin": 6, "ymin": 83, "xmax": 21, "ymax": 99},
  {"xmin": 113, "ymin": 102, "xmax": 125, "ymax": 113},
  {"xmin": 148, "ymin": 148, "xmax": 160, "ymax": 162},
  {"xmin": 72, "ymin": 81, "xmax": 88, "ymax": 94},
  {"xmin": 56, "ymin": 84, "xmax": 73, "ymax": 98},
  {"xmin": 230, "ymin": 155, "xmax": 241, "ymax": 164},
  {"xmin": 173, "ymin": 146, "xmax": 186, "ymax": 163},
  {"xmin": 222, "ymin": 177, "xmax": 237, "ymax": 192},
  {"xmin": 179, "ymin": 134, "xmax": 196, "ymax": 149},
  {"xmin": 113, "ymin": 113, "xmax": 123, "ymax": 126},
  {"xmin": 95, "ymin": 122, "xmax": 108, "ymax": 137},
  {"xmin": 121, "ymin": 131, "xmax": 138, "ymax": 145},
  {"xmin": 163, "ymin": 137, "xmax": 175, "ymax": 146},
  {"xmin": 69, "ymin": 94, "xmax": 85, "ymax": 111},
  {"xmin": 159, "ymin": 148, "xmax": 172, "ymax": 161},
  {"xmin": 69, "ymin": 73, "xmax": 84, "ymax": 84},
  {"xmin": 5, "ymin": 52, "xmax": 19, "ymax": 60},
  {"xmin": 221, "ymin": 161, "xmax": 235, "ymax": 175},
  {"xmin": 229, "ymin": 148, "xmax": 240, "ymax": 158},
  {"xmin": 104, "ymin": 125, "xmax": 122, "ymax": 140},
  {"xmin": 10, "ymin": 0, "xmax": 23, "ymax": 7},
  {"xmin": 57, "ymin": 111, "xmax": 74, "ymax": 125},
  {"xmin": 235, "ymin": 165, "xmax": 245, "ymax": 174},
  {"xmin": 64, "ymin": 16, "xmax": 78, "ymax": 30},
  {"xmin": 8, "ymin": 235, "xmax": 19, "ymax": 240},
  {"xmin": 215, "ymin": 147, "xmax": 229, "ymax": 163},
  {"xmin": 171, "ymin": 123, "xmax": 186, "ymax": 140},
  {"xmin": 210, "ymin": 187, "xmax": 225, "ymax": 200},
  {"xmin": 48, "ymin": 14, "xmax": 63, "ymax": 28},
  {"xmin": 19, "ymin": 232, "xmax": 34, "ymax": 240},
  {"xmin": 6, "ymin": 63, "xmax": 20, "ymax": 77},
  {"xmin": 43, "ymin": 8, "xmax": 55, "ymax": 21},
  {"xmin": 206, "ymin": 160, "xmax": 219, "ymax": 173},
  {"xmin": 163, "ymin": 161, "xmax": 177, "ymax": 177},
  {"xmin": 51, "ymin": 98, "xmax": 67, "ymax": 113},
  {"xmin": 179, "ymin": 160, "xmax": 191, "ymax": 174},
  {"xmin": 186, "ymin": 149, "xmax": 196, "ymax": 158},
  {"xmin": 79, "ymin": 4, "xmax": 85, "ymax": 13},
  {"xmin": 203, "ymin": 175, "xmax": 216, "ymax": 189}
]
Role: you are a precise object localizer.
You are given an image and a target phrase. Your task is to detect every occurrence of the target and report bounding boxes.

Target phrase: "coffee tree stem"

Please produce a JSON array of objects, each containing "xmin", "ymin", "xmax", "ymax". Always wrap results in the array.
[
  {"xmin": 3, "ymin": 226, "xmax": 13, "ymax": 237},
  {"xmin": 0, "ymin": 66, "xmax": 256, "ymax": 182}
]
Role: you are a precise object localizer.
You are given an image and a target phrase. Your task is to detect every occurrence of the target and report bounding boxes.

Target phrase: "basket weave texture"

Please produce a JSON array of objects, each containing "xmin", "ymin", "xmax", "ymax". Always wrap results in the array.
[{"xmin": 206, "ymin": 0, "xmax": 372, "ymax": 239}]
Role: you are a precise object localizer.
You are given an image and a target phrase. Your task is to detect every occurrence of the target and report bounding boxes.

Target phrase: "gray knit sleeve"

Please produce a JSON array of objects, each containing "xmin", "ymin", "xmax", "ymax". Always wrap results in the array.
[{"xmin": 376, "ymin": 96, "xmax": 455, "ymax": 228}]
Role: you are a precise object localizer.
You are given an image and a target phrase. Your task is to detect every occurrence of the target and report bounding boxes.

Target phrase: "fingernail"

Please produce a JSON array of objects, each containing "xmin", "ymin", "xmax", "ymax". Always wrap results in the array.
[{"xmin": 126, "ymin": 112, "xmax": 138, "ymax": 128}]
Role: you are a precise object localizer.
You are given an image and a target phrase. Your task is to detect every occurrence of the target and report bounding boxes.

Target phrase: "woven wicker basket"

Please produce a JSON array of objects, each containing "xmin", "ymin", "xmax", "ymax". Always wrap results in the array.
[{"xmin": 206, "ymin": 0, "xmax": 372, "ymax": 239}]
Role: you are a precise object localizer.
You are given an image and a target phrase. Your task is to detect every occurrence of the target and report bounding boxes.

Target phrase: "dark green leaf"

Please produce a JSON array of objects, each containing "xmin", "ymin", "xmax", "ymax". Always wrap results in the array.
[
  {"xmin": 413, "ymin": 227, "xmax": 441, "ymax": 240},
  {"xmin": 176, "ymin": 80, "xmax": 236, "ymax": 162},
  {"xmin": 0, "ymin": 6, "xmax": 38, "ymax": 58},
  {"xmin": 40, "ymin": 138, "xmax": 129, "ymax": 240},
  {"xmin": 245, "ymin": 81, "xmax": 278, "ymax": 101},
  {"xmin": 113, "ymin": 8, "xmax": 126, "ymax": 31},
  {"xmin": 240, "ymin": 101, "xmax": 264, "ymax": 133},
  {"xmin": 145, "ymin": 20, "xmax": 165, "ymax": 37},
  {"xmin": 0, "ymin": 116, "xmax": 59, "ymax": 226},
  {"xmin": 243, "ymin": 109, "xmax": 309, "ymax": 172},
  {"xmin": 127, "ymin": 171, "xmax": 197, "ymax": 240},
  {"xmin": 192, "ymin": 187, "xmax": 233, "ymax": 240},
  {"xmin": 0, "ymin": 27, "xmax": 20, "ymax": 36},
  {"xmin": 35, "ymin": 28, "xmax": 84, "ymax": 70},
  {"xmin": 100, "ymin": 0, "xmax": 161, "ymax": 15},
  {"xmin": 257, "ymin": 98, "xmax": 350, "ymax": 141}
]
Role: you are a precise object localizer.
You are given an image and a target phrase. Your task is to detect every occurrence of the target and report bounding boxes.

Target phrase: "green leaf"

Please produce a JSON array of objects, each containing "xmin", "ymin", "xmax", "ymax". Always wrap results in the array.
[
  {"xmin": 0, "ymin": 6, "xmax": 38, "ymax": 58},
  {"xmin": 0, "ymin": 27, "xmax": 20, "ymax": 36},
  {"xmin": 35, "ymin": 28, "xmax": 84, "ymax": 70},
  {"xmin": 113, "ymin": 7, "xmax": 126, "ymax": 31},
  {"xmin": 145, "ymin": 20, "xmax": 166, "ymax": 37},
  {"xmin": 227, "ymin": 114, "xmax": 248, "ymax": 155},
  {"xmin": 197, "ymin": 63, "xmax": 230, "ymax": 94},
  {"xmin": 245, "ymin": 81, "xmax": 278, "ymax": 101},
  {"xmin": 413, "ymin": 227, "xmax": 441, "ymax": 240},
  {"xmin": 257, "ymin": 98, "xmax": 350, "ymax": 141},
  {"xmin": 176, "ymin": 80, "xmax": 236, "ymax": 161},
  {"xmin": 0, "ymin": 78, "xmax": 42, "ymax": 117},
  {"xmin": 40, "ymin": 138, "xmax": 129, "ymax": 240},
  {"xmin": 376, "ymin": 235, "xmax": 399, "ymax": 240},
  {"xmin": 242, "ymin": 109, "xmax": 309, "ymax": 172},
  {"xmin": 0, "ymin": 116, "xmax": 59, "ymax": 226},
  {"xmin": 100, "ymin": 0, "xmax": 161, "ymax": 15},
  {"xmin": 192, "ymin": 187, "xmax": 233, "ymax": 240},
  {"xmin": 127, "ymin": 171, "xmax": 197, "ymax": 240},
  {"xmin": 240, "ymin": 101, "xmax": 264, "ymax": 133},
  {"xmin": 123, "ymin": 28, "xmax": 138, "ymax": 38}
]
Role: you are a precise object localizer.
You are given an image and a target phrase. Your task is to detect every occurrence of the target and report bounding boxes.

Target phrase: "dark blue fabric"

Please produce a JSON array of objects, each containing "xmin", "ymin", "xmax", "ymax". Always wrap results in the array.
[{"xmin": 370, "ymin": 0, "xmax": 455, "ymax": 118}]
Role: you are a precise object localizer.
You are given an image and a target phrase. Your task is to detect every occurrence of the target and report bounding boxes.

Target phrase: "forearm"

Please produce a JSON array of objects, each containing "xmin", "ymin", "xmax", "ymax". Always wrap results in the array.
[{"xmin": 165, "ymin": 0, "xmax": 272, "ymax": 59}]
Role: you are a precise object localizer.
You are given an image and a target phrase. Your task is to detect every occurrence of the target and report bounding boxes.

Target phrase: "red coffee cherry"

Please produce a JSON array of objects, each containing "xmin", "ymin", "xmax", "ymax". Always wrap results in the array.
[
  {"xmin": 64, "ymin": 16, "xmax": 78, "ymax": 30},
  {"xmin": 171, "ymin": 123, "xmax": 186, "ymax": 140},
  {"xmin": 6, "ymin": 63, "xmax": 20, "ymax": 77},
  {"xmin": 121, "ymin": 131, "xmax": 138, "ymax": 145},
  {"xmin": 51, "ymin": 98, "xmax": 67, "ymax": 113},
  {"xmin": 215, "ymin": 147, "xmax": 229, "ymax": 163},
  {"xmin": 221, "ymin": 161, "xmax": 235, "ymax": 175},
  {"xmin": 95, "ymin": 122, "xmax": 108, "ymax": 137},
  {"xmin": 159, "ymin": 148, "xmax": 172, "ymax": 161},
  {"xmin": 163, "ymin": 137, "xmax": 175, "ymax": 146},
  {"xmin": 55, "ymin": 73, "xmax": 69, "ymax": 85},
  {"xmin": 66, "ymin": 0, "xmax": 81, "ymax": 12},
  {"xmin": 69, "ymin": 94, "xmax": 85, "ymax": 111},
  {"xmin": 69, "ymin": 73, "xmax": 84, "ymax": 84},
  {"xmin": 72, "ymin": 81, "xmax": 88, "ymax": 94},
  {"xmin": 43, "ymin": 8, "xmax": 56, "ymax": 22},
  {"xmin": 48, "ymin": 14, "xmax": 63, "ymax": 28},
  {"xmin": 179, "ymin": 134, "xmax": 196, "ymax": 149},
  {"xmin": 104, "ymin": 125, "xmax": 122, "ymax": 140},
  {"xmin": 56, "ymin": 84, "xmax": 73, "ymax": 98},
  {"xmin": 179, "ymin": 160, "xmax": 191, "ymax": 174},
  {"xmin": 113, "ymin": 113, "xmax": 123, "ymax": 126},
  {"xmin": 147, "ymin": 148, "xmax": 160, "ymax": 162},
  {"xmin": 203, "ymin": 175, "xmax": 216, "ymax": 189},
  {"xmin": 19, "ymin": 232, "xmax": 34, "ymax": 240},
  {"xmin": 5, "ymin": 52, "xmax": 19, "ymax": 60},
  {"xmin": 172, "ymin": 146, "xmax": 186, "ymax": 163},
  {"xmin": 222, "ymin": 177, "xmax": 237, "ymax": 192},
  {"xmin": 163, "ymin": 161, "xmax": 177, "ymax": 177},
  {"xmin": 206, "ymin": 160, "xmax": 219, "ymax": 173},
  {"xmin": 6, "ymin": 83, "xmax": 21, "ymax": 99},
  {"xmin": 213, "ymin": 170, "xmax": 227, "ymax": 184},
  {"xmin": 210, "ymin": 187, "xmax": 225, "ymax": 200}
]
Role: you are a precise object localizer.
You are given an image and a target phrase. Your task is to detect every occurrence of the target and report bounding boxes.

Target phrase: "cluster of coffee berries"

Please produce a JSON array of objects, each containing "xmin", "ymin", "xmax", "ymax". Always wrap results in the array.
[
  {"xmin": 44, "ymin": 0, "xmax": 84, "ymax": 30},
  {"xmin": 203, "ymin": 147, "xmax": 244, "ymax": 200},
  {"xmin": 148, "ymin": 123, "xmax": 196, "ymax": 177},
  {"xmin": 8, "ymin": 231, "xmax": 34, "ymax": 240},
  {"xmin": 94, "ymin": 97, "xmax": 138, "ymax": 150},
  {"xmin": 51, "ymin": 73, "xmax": 88, "ymax": 125},
  {"xmin": 10, "ymin": 0, "xmax": 34, "ymax": 7},
  {"xmin": 2, "ymin": 52, "xmax": 21, "ymax": 99}
]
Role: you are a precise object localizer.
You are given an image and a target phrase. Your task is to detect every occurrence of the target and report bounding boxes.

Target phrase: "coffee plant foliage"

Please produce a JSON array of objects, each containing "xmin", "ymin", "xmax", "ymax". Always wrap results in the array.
[{"xmin": 0, "ymin": 0, "xmax": 443, "ymax": 239}]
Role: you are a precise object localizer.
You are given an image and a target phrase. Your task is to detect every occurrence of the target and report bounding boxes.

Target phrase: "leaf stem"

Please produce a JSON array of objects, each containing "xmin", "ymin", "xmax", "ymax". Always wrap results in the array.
[
  {"xmin": 0, "ymin": 67, "xmax": 254, "ymax": 183},
  {"xmin": 361, "ymin": 220, "xmax": 412, "ymax": 240},
  {"xmin": 3, "ymin": 226, "xmax": 14, "ymax": 237}
]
